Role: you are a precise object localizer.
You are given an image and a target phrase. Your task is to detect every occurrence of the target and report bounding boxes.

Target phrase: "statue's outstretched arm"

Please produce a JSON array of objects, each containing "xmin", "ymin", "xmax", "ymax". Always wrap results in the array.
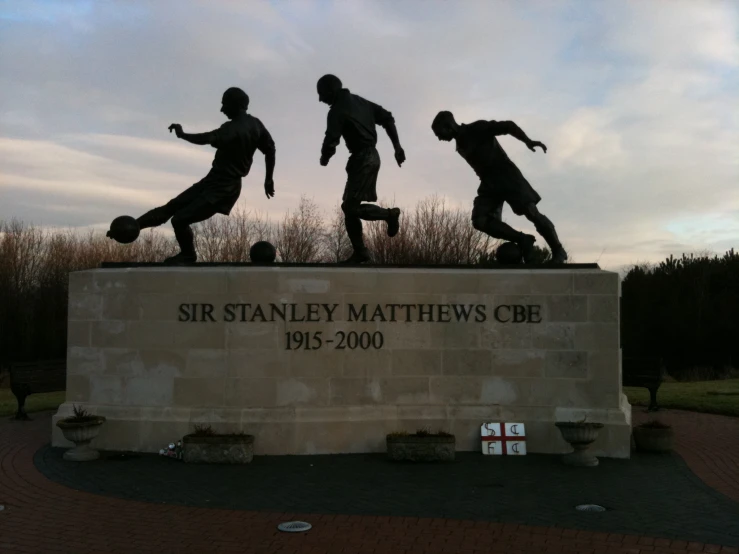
[
  {"xmin": 168, "ymin": 123, "xmax": 217, "ymax": 146},
  {"xmin": 487, "ymin": 120, "xmax": 547, "ymax": 153},
  {"xmin": 181, "ymin": 132, "xmax": 216, "ymax": 146}
]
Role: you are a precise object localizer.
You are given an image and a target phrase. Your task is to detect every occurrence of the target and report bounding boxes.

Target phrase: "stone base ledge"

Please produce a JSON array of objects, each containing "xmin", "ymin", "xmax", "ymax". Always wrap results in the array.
[{"xmin": 52, "ymin": 397, "xmax": 632, "ymax": 458}]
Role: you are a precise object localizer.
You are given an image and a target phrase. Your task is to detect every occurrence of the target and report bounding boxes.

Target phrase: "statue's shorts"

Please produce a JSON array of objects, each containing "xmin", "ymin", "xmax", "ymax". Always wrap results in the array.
[
  {"xmin": 167, "ymin": 169, "xmax": 242, "ymax": 217},
  {"xmin": 343, "ymin": 147, "xmax": 380, "ymax": 203},
  {"xmin": 472, "ymin": 177, "xmax": 542, "ymax": 220}
]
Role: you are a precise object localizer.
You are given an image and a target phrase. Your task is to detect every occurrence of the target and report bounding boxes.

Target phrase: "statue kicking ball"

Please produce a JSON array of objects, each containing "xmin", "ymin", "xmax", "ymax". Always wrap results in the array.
[{"xmin": 107, "ymin": 87, "xmax": 276, "ymax": 265}]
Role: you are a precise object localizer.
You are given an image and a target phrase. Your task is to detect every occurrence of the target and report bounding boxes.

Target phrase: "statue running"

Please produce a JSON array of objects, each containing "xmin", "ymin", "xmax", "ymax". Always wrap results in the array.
[
  {"xmin": 317, "ymin": 74, "xmax": 405, "ymax": 264},
  {"xmin": 431, "ymin": 111, "xmax": 567, "ymax": 264}
]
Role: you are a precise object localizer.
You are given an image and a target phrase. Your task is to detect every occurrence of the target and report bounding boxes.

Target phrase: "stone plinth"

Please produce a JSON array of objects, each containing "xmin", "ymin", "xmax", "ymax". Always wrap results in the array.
[{"xmin": 53, "ymin": 265, "xmax": 631, "ymax": 458}]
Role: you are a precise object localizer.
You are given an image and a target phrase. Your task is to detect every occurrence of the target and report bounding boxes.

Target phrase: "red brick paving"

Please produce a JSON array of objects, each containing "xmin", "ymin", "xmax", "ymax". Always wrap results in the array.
[
  {"xmin": 632, "ymin": 408, "xmax": 739, "ymax": 502},
  {"xmin": 0, "ymin": 410, "xmax": 737, "ymax": 554}
]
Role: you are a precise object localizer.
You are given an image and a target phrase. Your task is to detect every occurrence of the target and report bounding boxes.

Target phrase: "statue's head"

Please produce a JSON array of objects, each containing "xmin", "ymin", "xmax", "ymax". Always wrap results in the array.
[
  {"xmin": 221, "ymin": 87, "xmax": 249, "ymax": 119},
  {"xmin": 317, "ymin": 74, "xmax": 342, "ymax": 105},
  {"xmin": 432, "ymin": 111, "xmax": 457, "ymax": 141}
]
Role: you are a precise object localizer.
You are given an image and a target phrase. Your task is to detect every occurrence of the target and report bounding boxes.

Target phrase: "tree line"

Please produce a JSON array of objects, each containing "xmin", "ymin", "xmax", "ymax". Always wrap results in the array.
[
  {"xmin": 621, "ymin": 249, "xmax": 739, "ymax": 380},
  {"xmin": 1, "ymin": 195, "xmax": 736, "ymax": 380}
]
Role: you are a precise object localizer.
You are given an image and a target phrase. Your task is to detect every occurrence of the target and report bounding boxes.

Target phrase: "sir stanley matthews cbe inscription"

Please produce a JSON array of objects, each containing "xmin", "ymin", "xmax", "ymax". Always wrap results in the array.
[{"xmin": 178, "ymin": 301, "xmax": 543, "ymax": 351}]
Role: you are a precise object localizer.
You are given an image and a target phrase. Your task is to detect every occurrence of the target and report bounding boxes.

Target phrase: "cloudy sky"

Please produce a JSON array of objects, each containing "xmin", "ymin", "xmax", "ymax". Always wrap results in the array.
[{"xmin": 1, "ymin": 0, "xmax": 737, "ymax": 270}]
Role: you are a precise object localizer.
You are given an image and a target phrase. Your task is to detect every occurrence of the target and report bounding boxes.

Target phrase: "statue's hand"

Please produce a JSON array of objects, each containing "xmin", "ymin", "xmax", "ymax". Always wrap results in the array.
[
  {"xmin": 394, "ymin": 147, "xmax": 406, "ymax": 167},
  {"xmin": 168, "ymin": 124, "xmax": 183, "ymax": 138},
  {"xmin": 527, "ymin": 140, "xmax": 547, "ymax": 153},
  {"xmin": 264, "ymin": 178, "xmax": 275, "ymax": 199},
  {"xmin": 319, "ymin": 155, "xmax": 330, "ymax": 167}
]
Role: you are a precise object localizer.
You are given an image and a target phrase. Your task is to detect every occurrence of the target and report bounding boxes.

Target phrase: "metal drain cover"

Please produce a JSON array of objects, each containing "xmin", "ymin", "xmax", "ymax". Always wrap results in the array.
[
  {"xmin": 278, "ymin": 521, "xmax": 312, "ymax": 533},
  {"xmin": 576, "ymin": 504, "xmax": 606, "ymax": 512}
]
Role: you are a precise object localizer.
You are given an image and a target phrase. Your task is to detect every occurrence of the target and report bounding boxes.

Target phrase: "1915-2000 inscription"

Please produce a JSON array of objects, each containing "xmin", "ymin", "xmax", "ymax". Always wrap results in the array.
[{"xmin": 177, "ymin": 302, "xmax": 542, "ymax": 351}]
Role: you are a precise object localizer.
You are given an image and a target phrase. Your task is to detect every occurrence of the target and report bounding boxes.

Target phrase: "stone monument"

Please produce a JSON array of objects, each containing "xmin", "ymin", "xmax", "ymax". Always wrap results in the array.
[{"xmin": 53, "ymin": 263, "xmax": 631, "ymax": 458}]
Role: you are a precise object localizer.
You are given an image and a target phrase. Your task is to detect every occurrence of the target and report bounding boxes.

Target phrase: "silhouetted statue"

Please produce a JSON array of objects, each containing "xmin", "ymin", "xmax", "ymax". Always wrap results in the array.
[
  {"xmin": 113, "ymin": 87, "xmax": 276, "ymax": 265},
  {"xmin": 317, "ymin": 74, "xmax": 405, "ymax": 264},
  {"xmin": 431, "ymin": 111, "xmax": 567, "ymax": 264}
]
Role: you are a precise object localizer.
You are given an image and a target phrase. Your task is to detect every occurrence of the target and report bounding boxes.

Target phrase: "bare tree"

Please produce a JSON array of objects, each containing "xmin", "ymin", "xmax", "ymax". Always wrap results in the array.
[
  {"xmin": 193, "ymin": 208, "xmax": 274, "ymax": 262},
  {"xmin": 365, "ymin": 195, "xmax": 499, "ymax": 265},
  {"xmin": 273, "ymin": 195, "xmax": 325, "ymax": 263},
  {"xmin": 322, "ymin": 203, "xmax": 353, "ymax": 263}
]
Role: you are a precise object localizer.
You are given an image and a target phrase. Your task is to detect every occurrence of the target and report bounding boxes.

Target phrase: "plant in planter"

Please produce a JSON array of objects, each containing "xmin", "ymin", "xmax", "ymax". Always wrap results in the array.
[
  {"xmin": 632, "ymin": 419, "xmax": 674, "ymax": 453},
  {"xmin": 386, "ymin": 428, "xmax": 455, "ymax": 462},
  {"xmin": 182, "ymin": 424, "xmax": 255, "ymax": 464},
  {"xmin": 56, "ymin": 405, "xmax": 107, "ymax": 462},
  {"xmin": 554, "ymin": 418, "xmax": 604, "ymax": 467}
]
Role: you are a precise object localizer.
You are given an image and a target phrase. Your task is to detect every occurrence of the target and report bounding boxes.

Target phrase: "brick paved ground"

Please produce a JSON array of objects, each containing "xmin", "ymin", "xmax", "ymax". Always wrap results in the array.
[
  {"xmin": 1, "ymin": 410, "xmax": 738, "ymax": 554},
  {"xmin": 32, "ymin": 437, "xmax": 738, "ymax": 543},
  {"xmin": 632, "ymin": 409, "xmax": 739, "ymax": 503}
]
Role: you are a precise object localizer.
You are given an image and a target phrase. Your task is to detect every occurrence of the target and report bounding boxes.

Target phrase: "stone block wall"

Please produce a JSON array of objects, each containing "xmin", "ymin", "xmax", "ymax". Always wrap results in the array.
[{"xmin": 53, "ymin": 267, "xmax": 631, "ymax": 457}]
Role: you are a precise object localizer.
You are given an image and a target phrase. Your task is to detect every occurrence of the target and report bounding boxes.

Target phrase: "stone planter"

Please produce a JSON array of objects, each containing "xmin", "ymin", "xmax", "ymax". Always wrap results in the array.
[
  {"xmin": 633, "ymin": 425, "xmax": 674, "ymax": 453},
  {"xmin": 386, "ymin": 434, "xmax": 455, "ymax": 462},
  {"xmin": 182, "ymin": 434, "xmax": 254, "ymax": 464},
  {"xmin": 555, "ymin": 422, "xmax": 604, "ymax": 467},
  {"xmin": 56, "ymin": 416, "xmax": 107, "ymax": 461}
]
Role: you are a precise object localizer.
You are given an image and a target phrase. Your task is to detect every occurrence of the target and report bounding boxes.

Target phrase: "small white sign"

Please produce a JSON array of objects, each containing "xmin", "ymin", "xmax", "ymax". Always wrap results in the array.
[{"xmin": 481, "ymin": 422, "xmax": 527, "ymax": 456}]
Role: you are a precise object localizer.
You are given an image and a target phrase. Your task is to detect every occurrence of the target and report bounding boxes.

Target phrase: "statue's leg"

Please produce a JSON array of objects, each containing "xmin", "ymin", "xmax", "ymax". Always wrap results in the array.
[
  {"xmin": 345, "ymin": 148, "xmax": 401, "ymax": 238},
  {"xmin": 137, "ymin": 182, "xmax": 204, "ymax": 230},
  {"xmin": 167, "ymin": 197, "xmax": 219, "ymax": 263},
  {"xmin": 136, "ymin": 206, "xmax": 174, "ymax": 230},
  {"xmin": 355, "ymin": 203, "xmax": 389, "ymax": 221},
  {"xmin": 521, "ymin": 204, "xmax": 568, "ymax": 263},
  {"xmin": 472, "ymin": 197, "xmax": 537, "ymax": 261},
  {"xmin": 472, "ymin": 197, "xmax": 529, "ymax": 242},
  {"xmin": 354, "ymin": 204, "xmax": 401, "ymax": 238},
  {"xmin": 341, "ymin": 199, "xmax": 370, "ymax": 263}
]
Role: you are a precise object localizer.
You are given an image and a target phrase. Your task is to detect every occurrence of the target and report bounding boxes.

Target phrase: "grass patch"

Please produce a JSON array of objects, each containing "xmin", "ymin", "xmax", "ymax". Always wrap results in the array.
[
  {"xmin": 0, "ymin": 389, "xmax": 66, "ymax": 418},
  {"xmin": 624, "ymin": 378, "xmax": 739, "ymax": 417}
]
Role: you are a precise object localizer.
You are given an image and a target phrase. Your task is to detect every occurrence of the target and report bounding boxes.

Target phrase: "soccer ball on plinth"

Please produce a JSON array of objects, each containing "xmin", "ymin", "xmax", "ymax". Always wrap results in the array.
[{"xmin": 107, "ymin": 216, "xmax": 140, "ymax": 244}]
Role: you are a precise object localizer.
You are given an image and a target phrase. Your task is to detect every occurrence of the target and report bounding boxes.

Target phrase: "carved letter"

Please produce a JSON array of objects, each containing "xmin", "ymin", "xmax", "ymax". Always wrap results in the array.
[
  {"xmin": 494, "ymin": 305, "xmax": 511, "ymax": 323},
  {"xmin": 527, "ymin": 305, "xmax": 542, "ymax": 323},
  {"xmin": 475, "ymin": 304, "xmax": 487, "ymax": 322},
  {"xmin": 251, "ymin": 304, "xmax": 267, "ymax": 322},
  {"xmin": 201, "ymin": 304, "xmax": 216, "ymax": 322},
  {"xmin": 513, "ymin": 305, "xmax": 527, "ymax": 323},
  {"xmin": 223, "ymin": 304, "xmax": 236, "ymax": 322},
  {"xmin": 418, "ymin": 304, "xmax": 434, "ymax": 322},
  {"xmin": 371, "ymin": 304, "xmax": 387, "ymax": 322},
  {"xmin": 270, "ymin": 303, "xmax": 287, "ymax": 322},
  {"xmin": 307, "ymin": 303, "xmax": 320, "ymax": 322},
  {"xmin": 348, "ymin": 304, "xmax": 367, "ymax": 322},
  {"xmin": 452, "ymin": 304, "xmax": 473, "ymax": 322},
  {"xmin": 178, "ymin": 304, "xmax": 191, "ymax": 322},
  {"xmin": 323, "ymin": 303, "xmax": 339, "ymax": 322}
]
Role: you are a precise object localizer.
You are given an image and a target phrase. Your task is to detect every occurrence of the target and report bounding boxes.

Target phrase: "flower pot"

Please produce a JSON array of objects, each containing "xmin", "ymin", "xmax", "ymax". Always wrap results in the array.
[
  {"xmin": 386, "ymin": 435, "xmax": 455, "ymax": 462},
  {"xmin": 633, "ymin": 426, "xmax": 674, "ymax": 453},
  {"xmin": 555, "ymin": 422, "xmax": 604, "ymax": 467},
  {"xmin": 56, "ymin": 416, "xmax": 107, "ymax": 461},
  {"xmin": 182, "ymin": 434, "xmax": 255, "ymax": 464}
]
